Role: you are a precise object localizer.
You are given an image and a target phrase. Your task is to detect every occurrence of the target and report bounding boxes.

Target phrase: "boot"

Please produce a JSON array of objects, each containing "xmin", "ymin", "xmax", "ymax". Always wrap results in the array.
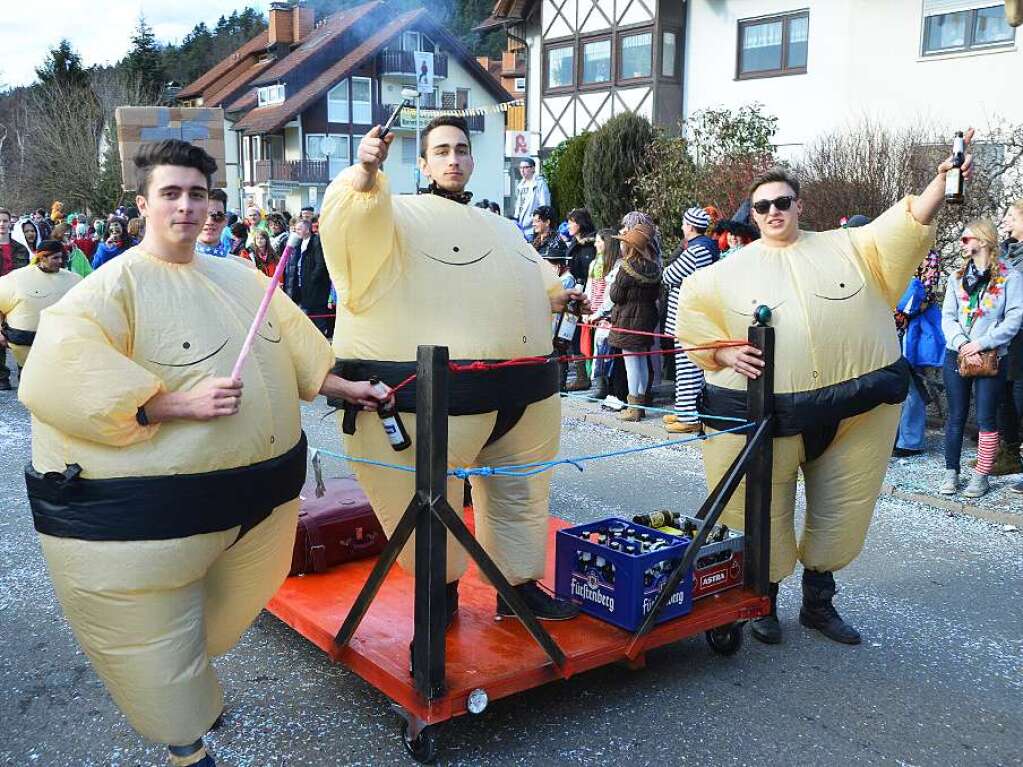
[
  {"xmin": 558, "ymin": 362, "xmax": 569, "ymax": 392},
  {"xmin": 592, "ymin": 375, "xmax": 608, "ymax": 400},
  {"xmin": 963, "ymin": 471, "xmax": 990, "ymax": 498},
  {"xmin": 750, "ymin": 582, "xmax": 782, "ymax": 644},
  {"xmin": 618, "ymin": 395, "xmax": 644, "ymax": 422},
  {"xmin": 799, "ymin": 569, "xmax": 861, "ymax": 644},
  {"xmin": 664, "ymin": 420, "xmax": 702, "ymax": 434},
  {"xmin": 566, "ymin": 360, "xmax": 591, "ymax": 391},
  {"xmin": 968, "ymin": 442, "xmax": 1022, "ymax": 474}
]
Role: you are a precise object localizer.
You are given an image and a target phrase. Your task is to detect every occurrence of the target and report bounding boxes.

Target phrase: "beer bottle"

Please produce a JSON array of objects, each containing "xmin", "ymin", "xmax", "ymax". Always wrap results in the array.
[
  {"xmin": 945, "ymin": 131, "xmax": 965, "ymax": 205},
  {"xmin": 553, "ymin": 281, "xmax": 581, "ymax": 346},
  {"xmin": 712, "ymin": 524, "xmax": 730, "ymax": 543},
  {"xmin": 370, "ymin": 378, "xmax": 411, "ymax": 452},
  {"xmin": 633, "ymin": 510, "xmax": 679, "ymax": 528}
]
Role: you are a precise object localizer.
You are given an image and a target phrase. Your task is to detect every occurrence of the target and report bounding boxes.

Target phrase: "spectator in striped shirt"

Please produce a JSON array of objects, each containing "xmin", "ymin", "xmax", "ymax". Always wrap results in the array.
[{"xmin": 663, "ymin": 206, "xmax": 720, "ymax": 433}]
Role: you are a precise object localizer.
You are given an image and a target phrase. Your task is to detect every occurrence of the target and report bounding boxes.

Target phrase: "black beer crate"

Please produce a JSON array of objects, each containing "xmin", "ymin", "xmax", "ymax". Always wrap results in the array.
[{"xmin": 554, "ymin": 517, "xmax": 694, "ymax": 631}]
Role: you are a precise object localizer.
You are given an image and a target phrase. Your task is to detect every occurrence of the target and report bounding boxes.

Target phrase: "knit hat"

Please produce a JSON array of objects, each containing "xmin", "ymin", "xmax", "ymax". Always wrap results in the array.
[
  {"xmin": 683, "ymin": 206, "xmax": 710, "ymax": 230},
  {"xmin": 36, "ymin": 239, "xmax": 63, "ymax": 255},
  {"xmin": 614, "ymin": 222, "xmax": 655, "ymax": 257},
  {"xmin": 844, "ymin": 214, "xmax": 872, "ymax": 228}
]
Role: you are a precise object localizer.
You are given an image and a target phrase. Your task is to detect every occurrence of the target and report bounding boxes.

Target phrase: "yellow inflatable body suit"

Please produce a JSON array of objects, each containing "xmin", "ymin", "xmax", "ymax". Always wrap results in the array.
[
  {"xmin": 19, "ymin": 248, "xmax": 333, "ymax": 746},
  {"xmin": 319, "ymin": 170, "xmax": 564, "ymax": 585},
  {"xmin": 677, "ymin": 198, "xmax": 934, "ymax": 582},
  {"xmin": 0, "ymin": 264, "xmax": 80, "ymax": 366}
]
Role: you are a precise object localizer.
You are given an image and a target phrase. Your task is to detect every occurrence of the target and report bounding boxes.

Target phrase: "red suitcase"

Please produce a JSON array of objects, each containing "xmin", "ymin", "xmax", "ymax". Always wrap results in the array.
[{"xmin": 289, "ymin": 476, "xmax": 387, "ymax": 576}]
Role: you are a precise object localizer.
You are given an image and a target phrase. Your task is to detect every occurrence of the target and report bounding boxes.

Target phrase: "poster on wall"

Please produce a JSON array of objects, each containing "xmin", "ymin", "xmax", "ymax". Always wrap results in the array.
[
  {"xmin": 414, "ymin": 52, "xmax": 434, "ymax": 95},
  {"xmin": 505, "ymin": 131, "xmax": 537, "ymax": 158}
]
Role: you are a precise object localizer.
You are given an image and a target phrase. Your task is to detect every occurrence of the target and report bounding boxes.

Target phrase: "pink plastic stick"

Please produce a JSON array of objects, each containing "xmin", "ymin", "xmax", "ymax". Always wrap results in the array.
[{"xmin": 230, "ymin": 235, "xmax": 300, "ymax": 381}]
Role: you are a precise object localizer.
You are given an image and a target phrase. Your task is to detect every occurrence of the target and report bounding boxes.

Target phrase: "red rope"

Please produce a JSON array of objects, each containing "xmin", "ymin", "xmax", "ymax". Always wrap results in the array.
[{"xmin": 579, "ymin": 323, "xmax": 677, "ymax": 341}]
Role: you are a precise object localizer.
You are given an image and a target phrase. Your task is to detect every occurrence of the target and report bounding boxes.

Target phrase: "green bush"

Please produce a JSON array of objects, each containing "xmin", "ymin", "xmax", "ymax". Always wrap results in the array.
[
  {"xmin": 544, "ymin": 132, "xmax": 591, "ymax": 221},
  {"xmin": 582, "ymin": 112, "xmax": 654, "ymax": 228}
]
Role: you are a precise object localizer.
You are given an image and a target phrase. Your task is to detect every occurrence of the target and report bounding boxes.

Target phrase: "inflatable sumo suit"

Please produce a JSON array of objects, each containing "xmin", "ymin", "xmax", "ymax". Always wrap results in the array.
[
  {"xmin": 319, "ymin": 171, "xmax": 564, "ymax": 585},
  {"xmin": 677, "ymin": 198, "xmax": 934, "ymax": 582},
  {"xmin": 19, "ymin": 247, "xmax": 333, "ymax": 747},
  {"xmin": 0, "ymin": 263, "xmax": 80, "ymax": 367}
]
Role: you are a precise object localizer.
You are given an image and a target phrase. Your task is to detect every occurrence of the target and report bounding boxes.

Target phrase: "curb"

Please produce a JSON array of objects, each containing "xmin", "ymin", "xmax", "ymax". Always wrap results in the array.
[{"xmin": 561, "ymin": 397, "xmax": 1021, "ymax": 526}]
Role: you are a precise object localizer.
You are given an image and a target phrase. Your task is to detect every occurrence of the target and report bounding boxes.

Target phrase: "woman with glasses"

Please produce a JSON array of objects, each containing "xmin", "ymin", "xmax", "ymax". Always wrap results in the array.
[{"xmin": 939, "ymin": 219, "xmax": 1023, "ymax": 497}]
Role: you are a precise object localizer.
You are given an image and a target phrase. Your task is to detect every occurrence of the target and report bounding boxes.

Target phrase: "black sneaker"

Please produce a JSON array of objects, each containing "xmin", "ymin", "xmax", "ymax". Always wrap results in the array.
[
  {"xmin": 892, "ymin": 447, "xmax": 923, "ymax": 457},
  {"xmin": 496, "ymin": 581, "xmax": 580, "ymax": 621},
  {"xmin": 0, "ymin": 380, "xmax": 11, "ymax": 391}
]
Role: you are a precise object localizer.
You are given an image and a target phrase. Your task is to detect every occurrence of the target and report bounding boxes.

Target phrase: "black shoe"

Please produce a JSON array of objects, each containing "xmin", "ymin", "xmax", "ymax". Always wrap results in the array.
[
  {"xmin": 496, "ymin": 581, "xmax": 580, "ymax": 621},
  {"xmin": 592, "ymin": 375, "xmax": 609, "ymax": 400},
  {"xmin": 0, "ymin": 380, "xmax": 11, "ymax": 391},
  {"xmin": 892, "ymin": 447, "xmax": 923, "ymax": 457},
  {"xmin": 800, "ymin": 570, "xmax": 861, "ymax": 645},
  {"xmin": 750, "ymin": 582, "xmax": 782, "ymax": 644}
]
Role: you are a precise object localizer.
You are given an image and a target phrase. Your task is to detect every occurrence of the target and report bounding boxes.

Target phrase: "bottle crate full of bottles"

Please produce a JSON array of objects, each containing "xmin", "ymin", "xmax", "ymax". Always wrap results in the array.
[
  {"xmin": 554, "ymin": 517, "xmax": 694, "ymax": 631},
  {"xmin": 660, "ymin": 515, "xmax": 745, "ymax": 600}
]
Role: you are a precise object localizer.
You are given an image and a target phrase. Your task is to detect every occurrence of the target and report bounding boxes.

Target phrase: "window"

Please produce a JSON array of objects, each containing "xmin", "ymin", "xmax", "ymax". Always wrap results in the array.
[
  {"xmin": 581, "ymin": 38, "xmax": 612, "ymax": 84},
  {"xmin": 257, "ymin": 84, "xmax": 285, "ymax": 106},
  {"xmin": 421, "ymin": 86, "xmax": 440, "ymax": 108},
  {"xmin": 546, "ymin": 45, "xmax": 574, "ymax": 90},
  {"xmin": 351, "ymin": 77, "xmax": 372, "ymax": 124},
  {"xmin": 661, "ymin": 31, "xmax": 677, "ymax": 77},
  {"xmin": 922, "ymin": 5, "xmax": 1014, "ymax": 55},
  {"xmin": 456, "ymin": 88, "xmax": 470, "ymax": 110},
  {"xmin": 351, "ymin": 135, "xmax": 364, "ymax": 166},
  {"xmin": 402, "ymin": 136, "xmax": 418, "ymax": 165},
  {"xmin": 327, "ymin": 80, "xmax": 348, "ymax": 122},
  {"xmin": 401, "ymin": 31, "xmax": 436, "ymax": 53},
  {"xmin": 737, "ymin": 12, "xmax": 809, "ymax": 78},
  {"xmin": 514, "ymin": 76, "xmax": 527, "ymax": 91},
  {"xmin": 619, "ymin": 32, "xmax": 652, "ymax": 80},
  {"xmin": 442, "ymin": 91, "xmax": 457, "ymax": 109}
]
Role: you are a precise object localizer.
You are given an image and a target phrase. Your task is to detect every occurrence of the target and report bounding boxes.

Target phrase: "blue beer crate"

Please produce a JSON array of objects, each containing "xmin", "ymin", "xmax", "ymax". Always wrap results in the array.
[{"xmin": 554, "ymin": 517, "xmax": 694, "ymax": 631}]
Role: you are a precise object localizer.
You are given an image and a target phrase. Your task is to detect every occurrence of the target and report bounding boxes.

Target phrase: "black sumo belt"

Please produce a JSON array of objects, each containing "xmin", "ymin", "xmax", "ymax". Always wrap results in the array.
[
  {"xmin": 25, "ymin": 433, "xmax": 307, "ymax": 542},
  {"xmin": 1, "ymin": 323, "xmax": 35, "ymax": 346},
  {"xmin": 330, "ymin": 357, "xmax": 560, "ymax": 447},
  {"xmin": 698, "ymin": 358, "xmax": 911, "ymax": 461}
]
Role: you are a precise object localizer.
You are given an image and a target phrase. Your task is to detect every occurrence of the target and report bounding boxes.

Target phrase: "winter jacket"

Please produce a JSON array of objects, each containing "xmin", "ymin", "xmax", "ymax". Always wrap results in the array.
[
  {"xmin": 1, "ymin": 240, "xmax": 30, "ymax": 276},
  {"xmin": 1002, "ymin": 240, "xmax": 1023, "ymax": 379},
  {"xmin": 897, "ymin": 277, "xmax": 944, "ymax": 368},
  {"xmin": 91, "ymin": 240, "xmax": 130, "ymax": 269},
  {"xmin": 608, "ymin": 256, "xmax": 662, "ymax": 351},
  {"xmin": 533, "ymin": 231, "xmax": 567, "ymax": 270},
  {"xmin": 565, "ymin": 235, "xmax": 596, "ymax": 288},
  {"xmin": 941, "ymin": 256, "xmax": 1023, "ymax": 357}
]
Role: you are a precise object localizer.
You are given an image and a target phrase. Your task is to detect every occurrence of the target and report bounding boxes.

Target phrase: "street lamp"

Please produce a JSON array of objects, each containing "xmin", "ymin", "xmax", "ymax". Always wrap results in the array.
[{"xmin": 400, "ymin": 86, "xmax": 421, "ymax": 190}]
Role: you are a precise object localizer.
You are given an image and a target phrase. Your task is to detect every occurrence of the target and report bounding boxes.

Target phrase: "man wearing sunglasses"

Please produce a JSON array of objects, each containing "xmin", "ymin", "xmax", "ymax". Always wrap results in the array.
[
  {"xmin": 195, "ymin": 188, "xmax": 230, "ymax": 258},
  {"xmin": 678, "ymin": 130, "xmax": 975, "ymax": 648}
]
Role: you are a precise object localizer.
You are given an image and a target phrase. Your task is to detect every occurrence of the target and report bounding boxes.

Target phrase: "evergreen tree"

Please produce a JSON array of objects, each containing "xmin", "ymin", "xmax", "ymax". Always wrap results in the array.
[
  {"xmin": 35, "ymin": 40, "xmax": 90, "ymax": 90},
  {"xmin": 582, "ymin": 112, "xmax": 654, "ymax": 228},
  {"xmin": 126, "ymin": 14, "xmax": 166, "ymax": 100}
]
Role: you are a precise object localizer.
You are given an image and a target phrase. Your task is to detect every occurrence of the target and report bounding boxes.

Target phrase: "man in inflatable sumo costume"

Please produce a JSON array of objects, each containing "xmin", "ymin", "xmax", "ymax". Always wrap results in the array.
[
  {"xmin": 677, "ymin": 137, "xmax": 973, "ymax": 647},
  {"xmin": 19, "ymin": 140, "xmax": 384, "ymax": 767},
  {"xmin": 319, "ymin": 116, "xmax": 582, "ymax": 622},
  {"xmin": 0, "ymin": 239, "xmax": 80, "ymax": 369}
]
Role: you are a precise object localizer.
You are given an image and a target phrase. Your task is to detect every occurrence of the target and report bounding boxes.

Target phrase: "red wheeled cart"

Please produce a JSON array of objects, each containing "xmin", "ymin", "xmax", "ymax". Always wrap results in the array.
[{"xmin": 268, "ymin": 319, "xmax": 777, "ymax": 762}]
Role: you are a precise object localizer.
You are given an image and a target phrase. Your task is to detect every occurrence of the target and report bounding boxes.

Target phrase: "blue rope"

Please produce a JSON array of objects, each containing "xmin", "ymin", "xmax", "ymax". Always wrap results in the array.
[
  {"xmin": 311, "ymin": 421, "xmax": 754, "ymax": 480},
  {"xmin": 559, "ymin": 391, "xmax": 750, "ymax": 422}
]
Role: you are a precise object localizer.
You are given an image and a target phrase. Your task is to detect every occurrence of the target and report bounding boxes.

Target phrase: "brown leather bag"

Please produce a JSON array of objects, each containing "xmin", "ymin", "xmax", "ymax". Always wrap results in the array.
[
  {"xmin": 289, "ymin": 476, "xmax": 387, "ymax": 576},
  {"xmin": 957, "ymin": 348, "xmax": 999, "ymax": 378}
]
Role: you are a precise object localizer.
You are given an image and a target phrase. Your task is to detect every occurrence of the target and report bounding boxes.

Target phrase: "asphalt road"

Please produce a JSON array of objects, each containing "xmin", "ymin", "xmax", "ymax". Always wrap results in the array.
[{"xmin": 1, "ymin": 386, "xmax": 1020, "ymax": 767}]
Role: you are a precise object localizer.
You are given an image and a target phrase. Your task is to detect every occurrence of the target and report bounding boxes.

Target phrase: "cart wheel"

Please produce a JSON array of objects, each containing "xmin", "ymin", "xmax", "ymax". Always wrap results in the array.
[
  {"xmin": 705, "ymin": 623, "xmax": 744, "ymax": 656},
  {"xmin": 402, "ymin": 722, "xmax": 438, "ymax": 764}
]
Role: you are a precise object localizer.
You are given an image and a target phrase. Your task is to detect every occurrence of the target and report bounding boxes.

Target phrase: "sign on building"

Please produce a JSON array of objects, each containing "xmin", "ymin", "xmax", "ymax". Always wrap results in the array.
[
  {"xmin": 115, "ymin": 107, "xmax": 227, "ymax": 190},
  {"xmin": 505, "ymin": 130, "xmax": 537, "ymax": 158},
  {"xmin": 414, "ymin": 52, "xmax": 434, "ymax": 95}
]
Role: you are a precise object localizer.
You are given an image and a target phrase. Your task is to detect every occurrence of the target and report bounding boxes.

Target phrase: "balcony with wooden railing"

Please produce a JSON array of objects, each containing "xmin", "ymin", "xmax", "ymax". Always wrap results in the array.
[
  {"xmin": 253, "ymin": 159, "xmax": 329, "ymax": 185},
  {"xmin": 377, "ymin": 50, "xmax": 449, "ymax": 79}
]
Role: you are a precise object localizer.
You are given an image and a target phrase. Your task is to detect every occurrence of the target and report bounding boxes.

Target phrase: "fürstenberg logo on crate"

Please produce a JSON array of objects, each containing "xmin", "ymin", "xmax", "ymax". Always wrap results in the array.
[
  {"xmin": 642, "ymin": 590, "xmax": 686, "ymax": 615},
  {"xmin": 571, "ymin": 576, "xmax": 615, "ymax": 612}
]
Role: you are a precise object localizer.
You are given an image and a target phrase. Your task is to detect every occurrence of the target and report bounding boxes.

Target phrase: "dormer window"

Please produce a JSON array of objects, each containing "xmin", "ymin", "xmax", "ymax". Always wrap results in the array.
[
  {"xmin": 400, "ymin": 31, "xmax": 435, "ymax": 53},
  {"xmin": 258, "ymin": 84, "xmax": 286, "ymax": 106}
]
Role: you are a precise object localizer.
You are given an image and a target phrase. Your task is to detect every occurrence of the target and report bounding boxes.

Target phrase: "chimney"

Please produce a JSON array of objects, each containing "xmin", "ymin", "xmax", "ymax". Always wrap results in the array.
[
  {"xmin": 293, "ymin": 3, "xmax": 315, "ymax": 42},
  {"xmin": 268, "ymin": 2, "xmax": 295, "ymax": 47}
]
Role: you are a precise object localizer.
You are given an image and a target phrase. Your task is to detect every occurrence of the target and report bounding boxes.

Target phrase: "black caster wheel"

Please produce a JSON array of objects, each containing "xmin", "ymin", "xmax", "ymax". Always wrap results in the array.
[
  {"xmin": 705, "ymin": 622, "xmax": 744, "ymax": 656},
  {"xmin": 402, "ymin": 722, "xmax": 438, "ymax": 764}
]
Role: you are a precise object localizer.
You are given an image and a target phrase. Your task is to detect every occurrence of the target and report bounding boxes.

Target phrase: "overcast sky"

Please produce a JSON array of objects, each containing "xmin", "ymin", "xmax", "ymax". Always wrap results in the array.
[{"xmin": 2, "ymin": 2, "xmax": 254, "ymax": 88}]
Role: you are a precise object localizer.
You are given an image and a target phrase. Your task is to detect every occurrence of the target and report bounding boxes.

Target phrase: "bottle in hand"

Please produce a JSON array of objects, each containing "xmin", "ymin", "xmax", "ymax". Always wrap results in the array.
[
  {"xmin": 370, "ymin": 377, "xmax": 411, "ymax": 452},
  {"xmin": 945, "ymin": 130, "xmax": 965, "ymax": 205}
]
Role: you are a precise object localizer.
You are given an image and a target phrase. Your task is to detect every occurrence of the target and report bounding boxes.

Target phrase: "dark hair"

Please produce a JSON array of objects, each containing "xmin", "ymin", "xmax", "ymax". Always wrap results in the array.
[
  {"xmin": 567, "ymin": 207, "xmax": 596, "ymax": 236},
  {"xmin": 268, "ymin": 212, "xmax": 286, "ymax": 231},
  {"xmin": 489, "ymin": 202, "xmax": 501, "ymax": 215},
  {"xmin": 300, "ymin": 206, "xmax": 314, "ymax": 213},
  {"xmin": 230, "ymin": 222, "xmax": 248, "ymax": 239},
  {"xmin": 420, "ymin": 116, "xmax": 472, "ymax": 158},
  {"xmin": 0, "ymin": 208, "xmax": 10, "ymax": 220},
  {"xmin": 519, "ymin": 157, "xmax": 536, "ymax": 167},
  {"xmin": 134, "ymin": 139, "xmax": 218, "ymax": 197},
  {"xmin": 35, "ymin": 208, "xmax": 46, "ymax": 216},
  {"xmin": 748, "ymin": 166, "xmax": 800, "ymax": 200},
  {"xmin": 208, "ymin": 188, "xmax": 228, "ymax": 209},
  {"xmin": 533, "ymin": 205, "xmax": 556, "ymax": 224},
  {"xmin": 596, "ymin": 228, "xmax": 620, "ymax": 275}
]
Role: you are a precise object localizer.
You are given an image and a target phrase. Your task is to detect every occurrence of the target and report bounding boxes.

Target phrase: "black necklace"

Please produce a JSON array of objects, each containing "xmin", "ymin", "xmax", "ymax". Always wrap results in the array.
[{"xmin": 419, "ymin": 181, "xmax": 473, "ymax": 205}]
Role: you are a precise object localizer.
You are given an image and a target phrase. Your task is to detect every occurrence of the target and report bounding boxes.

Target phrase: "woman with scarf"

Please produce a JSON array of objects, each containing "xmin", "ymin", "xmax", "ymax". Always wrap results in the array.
[
  {"xmin": 608, "ymin": 222, "xmax": 662, "ymax": 421},
  {"xmin": 940, "ymin": 219, "xmax": 1023, "ymax": 497},
  {"xmin": 892, "ymin": 252, "xmax": 943, "ymax": 457},
  {"xmin": 91, "ymin": 217, "xmax": 130, "ymax": 269},
  {"xmin": 247, "ymin": 228, "xmax": 279, "ymax": 277},
  {"xmin": 267, "ymin": 213, "xmax": 289, "ymax": 259}
]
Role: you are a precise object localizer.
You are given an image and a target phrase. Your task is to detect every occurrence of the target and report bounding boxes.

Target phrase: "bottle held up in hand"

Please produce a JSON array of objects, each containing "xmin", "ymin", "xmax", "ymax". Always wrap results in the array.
[
  {"xmin": 370, "ymin": 377, "xmax": 411, "ymax": 452},
  {"xmin": 945, "ymin": 130, "xmax": 965, "ymax": 205}
]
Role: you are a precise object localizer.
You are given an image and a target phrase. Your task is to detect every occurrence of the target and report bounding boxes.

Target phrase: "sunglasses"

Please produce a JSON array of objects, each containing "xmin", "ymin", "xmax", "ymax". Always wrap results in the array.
[
  {"xmin": 752, "ymin": 196, "xmax": 797, "ymax": 215},
  {"xmin": 207, "ymin": 212, "xmax": 226, "ymax": 222}
]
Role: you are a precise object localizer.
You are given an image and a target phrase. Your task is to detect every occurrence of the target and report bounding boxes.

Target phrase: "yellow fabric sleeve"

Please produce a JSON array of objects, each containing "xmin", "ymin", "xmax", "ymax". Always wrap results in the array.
[
  {"xmin": 269, "ymin": 284, "xmax": 334, "ymax": 401},
  {"xmin": 541, "ymin": 257, "xmax": 562, "ymax": 298},
  {"xmin": 675, "ymin": 268, "xmax": 727, "ymax": 372},
  {"xmin": 0, "ymin": 272, "xmax": 15, "ymax": 317},
  {"xmin": 18, "ymin": 282, "xmax": 165, "ymax": 447},
  {"xmin": 847, "ymin": 196, "xmax": 936, "ymax": 307},
  {"xmin": 318, "ymin": 168, "xmax": 401, "ymax": 314}
]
